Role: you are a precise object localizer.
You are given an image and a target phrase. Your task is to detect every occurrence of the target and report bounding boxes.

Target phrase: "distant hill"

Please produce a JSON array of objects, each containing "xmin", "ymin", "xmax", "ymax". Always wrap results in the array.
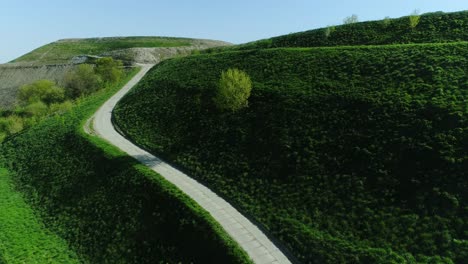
[
  {"xmin": 12, "ymin": 36, "xmax": 230, "ymax": 65},
  {"xmin": 0, "ymin": 36, "xmax": 229, "ymax": 109}
]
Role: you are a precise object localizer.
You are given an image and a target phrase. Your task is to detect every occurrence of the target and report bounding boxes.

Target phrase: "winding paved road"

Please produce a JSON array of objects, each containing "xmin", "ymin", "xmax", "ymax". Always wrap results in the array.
[{"xmin": 87, "ymin": 64, "xmax": 292, "ymax": 264}]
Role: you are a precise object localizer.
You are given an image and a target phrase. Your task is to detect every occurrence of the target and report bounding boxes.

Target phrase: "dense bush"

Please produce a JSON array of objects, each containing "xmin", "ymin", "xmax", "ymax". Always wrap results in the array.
[
  {"xmin": 95, "ymin": 57, "xmax": 124, "ymax": 84},
  {"xmin": 0, "ymin": 69, "xmax": 251, "ymax": 263},
  {"xmin": 214, "ymin": 68, "xmax": 252, "ymax": 111},
  {"xmin": 114, "ymin": 43, "xmax": 468, "ymax": 263},
  {"xmin": 64, "ymin": 64, "xmax": 102, "ymax": 98},
  {"xmin": 18, "ymin": 79, "xmax": 65, "ymax": 106}
]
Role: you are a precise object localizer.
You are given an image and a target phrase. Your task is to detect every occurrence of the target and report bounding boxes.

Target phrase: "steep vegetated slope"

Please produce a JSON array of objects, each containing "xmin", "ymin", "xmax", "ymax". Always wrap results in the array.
[
  {"xmin": 211, "ymin": 11, "xmax": 468, "ymax": 51},
  {"xmin": 114, "ymin": 42, "xmax": 468, "ymax": 263},
  {"xmin": 0, "ymin": 69, "xmax": 251, "ymax": 263}
]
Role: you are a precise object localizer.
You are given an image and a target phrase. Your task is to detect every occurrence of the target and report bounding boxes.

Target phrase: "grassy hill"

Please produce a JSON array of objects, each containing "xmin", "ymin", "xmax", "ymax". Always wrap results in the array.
[
  {"xmin": 114, "ymin": 38, "xmax": 468, "ymax": 263},
  {"xmin": 0, "ymin": 68, "xmax": 251, "ymax": 263},
  {"xmin": 11, "ymin": 36, "xmax": 228, "ymax": 64},
  {"xmin": 210, "ymin": 10, "xmax": 468, "ymax": 51}
]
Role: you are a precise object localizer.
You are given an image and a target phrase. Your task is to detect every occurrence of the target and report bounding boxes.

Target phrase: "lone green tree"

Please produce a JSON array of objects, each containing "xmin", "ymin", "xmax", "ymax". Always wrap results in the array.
[
  {"xmin": 18, "ymin": 79, "xmax": 65, "ymax": 105},
  {"xmin": 95, "ymin": 57, "xmax": 123, "ymax": 84},
  {"xmin": 214, "ymin": 68, "xmax": 252, "ymax": 111},
  {"xmin": 409, "ymin": 9, "xmax": 421, "ymax": 29}
]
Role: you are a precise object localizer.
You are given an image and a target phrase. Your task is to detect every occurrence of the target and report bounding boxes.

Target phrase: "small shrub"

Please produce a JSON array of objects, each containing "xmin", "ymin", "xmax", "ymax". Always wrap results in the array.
[
  {"xmin": 49, "ymin": 101, "xmax": 73, "ymax": 115},
  {"xmin": 409, "ymin": 10, "xmax": 421, "ymax": 28},
  {"xmin": 23, "ymin": 101, "xmax": 48, "ymax": 117},
  {"xmin": 191, "ymin": 50, "xmax": 201, "ymax": 55},
  {"xmin": 213, "ymin": 68, "xmax": 252, "ymax": 112},
  {"xmin": 325, "ymin": 26, "xmax": 336, "ymax": 38},
  {"xmin": 0, "ymin": 116, "xmax": 24, "ymax": 135},
  {"xmin": 383, "ymin": 16, "xmax": 392, "ymax": 27},
  {"xmin": 343, "ymin": 14, "xmax": 359, "ymax": 24}
]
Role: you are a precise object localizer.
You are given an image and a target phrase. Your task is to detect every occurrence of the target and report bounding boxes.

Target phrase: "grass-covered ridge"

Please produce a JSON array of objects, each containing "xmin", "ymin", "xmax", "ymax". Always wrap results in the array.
[
  {"xmin": 0, "ymin": 68, "xmax": 251, "ymax": 263},
  {"xmin": 12, "ymin": 37, "xmax": 193, "ymax": 64},
  {"xmin": 114, "ymin": 43, "xmax": 468, "ymax": 263},
  {"xmin": 218, "ymin": 11, "xmax": 468, "ymax": 51}
]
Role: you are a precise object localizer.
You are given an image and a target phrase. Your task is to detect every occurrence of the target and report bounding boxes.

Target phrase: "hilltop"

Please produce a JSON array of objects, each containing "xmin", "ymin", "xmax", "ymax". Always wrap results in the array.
[
  {"xmin": 208, "ymin": 10, "xmax": 468, "ymax": 52},
  {"xmin": 12, "ymin": 36, "xmax": 230, "ymax": 65}
]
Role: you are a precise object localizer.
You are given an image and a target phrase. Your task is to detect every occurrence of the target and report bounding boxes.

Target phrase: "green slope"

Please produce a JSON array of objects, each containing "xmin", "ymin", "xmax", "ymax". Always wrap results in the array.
[
  {"xmin": 0, "ymin": 69, "xmax": 251, "ymax": 263},
  {"xmin": 114, "ymin": 43, "xmax": 468, "ymax": 263},
  {"xmin": 215, "ymin": 11, "xmax": 468, "ymax": 51},
  {"xmin": 11, "ymin": 37, "xmax": 192, "ymax": 64},
  {"xmin": 0, "ymin": 168, "xmax": 80, "ymax": 263}
]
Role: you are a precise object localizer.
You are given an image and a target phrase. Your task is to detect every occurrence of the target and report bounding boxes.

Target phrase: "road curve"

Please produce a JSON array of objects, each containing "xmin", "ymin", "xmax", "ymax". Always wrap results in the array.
[{"xmin": 87, "ymin": 64, "xmax": 292, "ymax": 264}]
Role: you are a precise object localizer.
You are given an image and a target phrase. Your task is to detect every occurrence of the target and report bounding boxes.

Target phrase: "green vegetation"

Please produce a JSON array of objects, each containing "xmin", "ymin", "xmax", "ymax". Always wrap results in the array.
[
  {"xmin": 0, "ymin": 68, "xmax": 251, "ymax": 263},
  {"xmin": 63, "ymin": 64, "xmax": 102, "ymax": 98},
  {"xmin": 0, "ymin": 57, "xmax": 124, "ymax": 143},
  {"xmin": 0, "ymin": 168, "xmax": 80, "ymax": 263},
  {"xmin": 95, "ymin": 57, "xmax": 124, "ymax": 83},
  {"xmin": 18, "ymin": 80, "xmax": 65, "ymax": 105},
  {"xmin": 214, "ymin": 68, "xmax": 252, "ymax": 111},
  {"xmin": 0, "ymin": 64, "xmax": 76, "ymax": 109},
  {"xmin": 409, "ymin": 10, "xmax": 421, "ymax": 29},
  {"xmin": 12, "ymin": 37, "xmax": 193, "ymax": 64},
  {"xmin": 217, "ymin": 11, "xmax": 468, "ymax": 50},
  {"xmin": 114, "ymin": 43, "xmax": 468, "ymax": 263}
]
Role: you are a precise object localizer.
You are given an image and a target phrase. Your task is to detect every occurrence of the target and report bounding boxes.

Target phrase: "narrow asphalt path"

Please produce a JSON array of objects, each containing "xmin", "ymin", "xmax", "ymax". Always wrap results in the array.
[{"xmin": 87, "ymin": 64, "xmax": 292, "ymax": 264}]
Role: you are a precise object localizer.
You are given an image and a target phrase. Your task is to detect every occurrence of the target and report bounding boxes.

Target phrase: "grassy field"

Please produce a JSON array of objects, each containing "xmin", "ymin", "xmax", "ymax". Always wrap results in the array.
[
  {"xmin": 0, "ymin": 68, "xmax": 251, "ymax": 263},
  {"xmin": 0, "ymin": 168, "xmax": 80, "ymax": 263},
  {"xmin": 11, "ymin": 37, "xmax": 193, "ymax": 64},
  {"xmin": 114, "ymin": 42, "xmax": 468, "ymax": 263}
]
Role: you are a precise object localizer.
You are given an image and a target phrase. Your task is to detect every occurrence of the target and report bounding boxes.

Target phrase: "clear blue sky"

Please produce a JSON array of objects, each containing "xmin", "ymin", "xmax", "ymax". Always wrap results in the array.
[{"xmin": 1, "ymin": 0, "xmax": 467, "ymax": 63}]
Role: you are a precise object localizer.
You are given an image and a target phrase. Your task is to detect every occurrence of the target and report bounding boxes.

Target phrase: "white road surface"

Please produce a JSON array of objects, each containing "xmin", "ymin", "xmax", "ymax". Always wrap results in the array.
[{"xmin": 87, "ymin": 64, "xmax": 292, "ymax": 264}]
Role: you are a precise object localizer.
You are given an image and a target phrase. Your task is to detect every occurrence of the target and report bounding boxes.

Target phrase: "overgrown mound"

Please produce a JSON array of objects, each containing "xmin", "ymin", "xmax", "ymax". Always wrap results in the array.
[{"xmin": 114, "ymin": 43, "xmax": 468, "ymax": 263}]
